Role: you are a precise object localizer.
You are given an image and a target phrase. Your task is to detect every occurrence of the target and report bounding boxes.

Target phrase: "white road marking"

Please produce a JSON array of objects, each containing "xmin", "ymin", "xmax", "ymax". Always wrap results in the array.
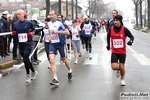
[
  {"xmin": 83, "ymin": 54, "xmax": 99, "ymax": 65},
  {"xmin": 39, "ymin": 53, "xmax": 48, "ymax": 62},
  {"xmin": 127, "ymin": 45, "xmax": 137, "ymax": 54},
  {"xmin": 132, "ymin": 54, "xmax": 150, "ymax": 65},
  {"xmin": 0, "ymin": 74, "xmax": 2, "ymax": 78}
]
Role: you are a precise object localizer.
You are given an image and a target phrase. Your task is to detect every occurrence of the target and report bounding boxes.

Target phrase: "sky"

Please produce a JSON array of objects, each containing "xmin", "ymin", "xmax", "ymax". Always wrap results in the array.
[{"xmin": 101, "ymin": 0, "xmax": 135, "ymax": 19}]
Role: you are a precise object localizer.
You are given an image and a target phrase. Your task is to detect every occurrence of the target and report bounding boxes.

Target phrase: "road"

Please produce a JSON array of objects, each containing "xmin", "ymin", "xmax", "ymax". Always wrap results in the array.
[{"xmin": 0, "ymin": 22, "xmax": 150, "ymax": 100}]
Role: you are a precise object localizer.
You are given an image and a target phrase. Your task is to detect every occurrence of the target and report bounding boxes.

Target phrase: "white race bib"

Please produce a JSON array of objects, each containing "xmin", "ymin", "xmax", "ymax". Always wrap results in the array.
[
  {"xmin": 113, "ymin": 39, "xmax": 124, "ymax": 48},
  {"xmin": 50, "ymin": 34, "xmax": 60, "ymax": 43},
  {"xmin": 44, "ymin": 35, "xmax": 50, "ymax": 42},
  {"xmin": 18, "ymin": 33, "xmax": 28, "ymax": 42},
  {"xmin": 85, "ymin": 29, "xmax": 91, "ymax": 35},
  {"xmin": 72, "ymin": 27, "xmax": 80, "ymax": 40}
]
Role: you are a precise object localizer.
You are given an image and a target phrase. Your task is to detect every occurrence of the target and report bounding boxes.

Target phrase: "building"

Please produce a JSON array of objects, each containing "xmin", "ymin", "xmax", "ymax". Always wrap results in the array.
[
  {"xmin": 0, "ymin": 1, "xmax": 82, "ymax": 19},
  {"xmin": 49, "ymin": 1, "xmax": 82, "ymax": 19}
]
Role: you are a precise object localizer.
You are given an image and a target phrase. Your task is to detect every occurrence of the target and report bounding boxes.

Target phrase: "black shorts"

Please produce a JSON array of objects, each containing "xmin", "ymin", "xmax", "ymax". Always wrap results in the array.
[{"xmin": 111, "ymin": 53, "xmax": 126, "ymax": 63}]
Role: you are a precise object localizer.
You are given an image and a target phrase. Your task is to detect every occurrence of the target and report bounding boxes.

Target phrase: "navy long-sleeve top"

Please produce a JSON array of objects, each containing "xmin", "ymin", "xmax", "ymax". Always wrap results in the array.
[{"xmin": 13, "ymin": 19, "xmax": 35, "ymax": 43}]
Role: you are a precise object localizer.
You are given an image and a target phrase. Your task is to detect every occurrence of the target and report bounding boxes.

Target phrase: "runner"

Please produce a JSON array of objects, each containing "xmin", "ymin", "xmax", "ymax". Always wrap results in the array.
[
  {"xmin": 107, "ymin": 10, "xmax": 118, "ymax": 33},
  {"xmin": 93, "ymin": 18, "xmax": 98, "ymax": 38},
  {"xmin": 70, "ymin": 20, "xmax": 81, "ymax": 64},
  {"xmin": 40, "ymin": 18, "xmax": 51, "ymax": 68},
  {"xmin": 106, "ymin": 15, "xmax": 134, "ymax": 86},
  {"xmin": 76, "ymin": 15, "xmax": 84, "ymax": 49},
  {"xmin": 57, "ymin": 14, "xmax": 68, "ymax": 62},
  {"xmin": 80, "ymin": 15, "xmax": 94, "ymax": 59},
  {"xmin": 64, "ymin": 15, "xmax": 72, "ymax": 53},
  {"xmin": 48, "ymin": 11, "xmax": 73, "ymax": 86},
  {"xmin": 12, "ymin": 9, "xmax": 38, "ymax": 83}
]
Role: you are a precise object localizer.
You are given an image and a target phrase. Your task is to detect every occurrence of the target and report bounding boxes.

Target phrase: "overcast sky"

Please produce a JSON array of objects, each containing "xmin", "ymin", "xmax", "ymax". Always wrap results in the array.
[{"xmin": 104, "ymin": 0, "xmax": 135, "ymax": 19}]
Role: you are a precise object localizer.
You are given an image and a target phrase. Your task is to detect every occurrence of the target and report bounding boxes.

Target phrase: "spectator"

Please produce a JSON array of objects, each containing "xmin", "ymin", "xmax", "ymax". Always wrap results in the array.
[
  {"xmin": 7, "ymin": 15, "xmax": 13, "ymax": 53},
  {"xmin": 12, "ymin": 13, "xmax": 19, "ymax": 60},
  {"xmin": 0, "ymin": 10, "xmax": 10, "ymax": 56}
]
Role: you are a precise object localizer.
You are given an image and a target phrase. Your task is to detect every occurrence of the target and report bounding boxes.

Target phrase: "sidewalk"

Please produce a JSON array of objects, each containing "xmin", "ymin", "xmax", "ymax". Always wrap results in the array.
[{"xmin": 0, "ymin": 42, "xmax": 45, "ymax": 69}]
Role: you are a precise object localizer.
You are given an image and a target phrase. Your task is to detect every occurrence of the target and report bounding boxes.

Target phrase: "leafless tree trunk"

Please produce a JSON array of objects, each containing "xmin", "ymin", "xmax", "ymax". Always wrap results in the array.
[
  {"xmin": 46, "ymin": 0, "xmax": 50, "ymax": 17},
  {"xmin": 148, "ymin": 0, "xmax": 150, "ymax": 29}
]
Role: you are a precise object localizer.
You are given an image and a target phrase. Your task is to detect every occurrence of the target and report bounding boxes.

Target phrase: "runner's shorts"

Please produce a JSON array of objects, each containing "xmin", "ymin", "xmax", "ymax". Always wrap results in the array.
[
  {"xmin": 111, "ymin": 53, "xmax": 126, "ymax": 64},
  {"xmin": 19, "ymin": 43, "xmax": 33, "ymax": 57},
  {"xmin": 49, "ymin": 44, "xmax": 66, "ymax": 58}
]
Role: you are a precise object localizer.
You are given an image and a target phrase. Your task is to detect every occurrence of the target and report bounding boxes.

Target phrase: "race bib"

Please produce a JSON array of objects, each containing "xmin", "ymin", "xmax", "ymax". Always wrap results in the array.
[
  {"xmin": 44, "ymin": 35, "xmax": 50, "ymax": 42},
  {"xmin": 18, "ymin": 33, "xmax": 27, "ymax": 42},
  {"xmin": 113, "ymin": 39, "xmax": 124, "ymax": 48},
  {"xmin": 85, "ymin": 29, "xmax": 91, "ymax": 34},
  {"xmin": 50, "ymin": 34, "xmax": 60, "ymax": 43}
]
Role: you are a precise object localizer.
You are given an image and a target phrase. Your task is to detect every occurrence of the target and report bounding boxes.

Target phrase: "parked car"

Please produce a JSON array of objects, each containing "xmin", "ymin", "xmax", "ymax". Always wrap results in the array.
[{"xmin": 131, "ymin": 19, "xmax": 135, "ymax": 24}]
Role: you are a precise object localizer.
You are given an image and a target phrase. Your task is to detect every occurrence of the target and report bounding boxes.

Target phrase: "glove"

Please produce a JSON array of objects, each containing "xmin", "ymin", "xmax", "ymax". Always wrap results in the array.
[
  {"xmin": 127, "ymin": 40, "xmax": 132, "ymax": 46},
  {"xmin": 27, "ymin": 32, "xmax": 34, "ymax": 37},
  {"xmin": 106, "ymin": 45, "xmax": 110, "ymax": 51},
  {"xmin": 12, "ymin": 31, "xmax": 16, "ymax": 36}
]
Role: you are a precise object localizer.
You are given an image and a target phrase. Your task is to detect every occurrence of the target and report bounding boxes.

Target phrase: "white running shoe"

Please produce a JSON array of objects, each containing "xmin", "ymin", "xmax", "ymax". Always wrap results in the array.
[
  {"xmin": 89, "ymin": 54, "xmax": 92, "ymax": 60},
  {"xmin": 26, "ymin": 75, "xmax": 31, "ymax": 83},
  {"xmin": 74, "ymin": 60, "xmax": 78, "ymax": 64},
  {"xmin": 31, "ymin": 70, "xmax": 38, "ymax": 80},
  {"xmin": 121, "ymin": 79, "xmax": 126, "ymax": 86}
]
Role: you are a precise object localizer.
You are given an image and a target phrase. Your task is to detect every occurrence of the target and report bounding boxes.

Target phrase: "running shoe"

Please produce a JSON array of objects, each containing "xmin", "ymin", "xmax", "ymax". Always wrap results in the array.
[
  {"xmin": 116, "ymin": 70, "xmax": 120, "ymax": 78},
  {"xmin": 50, "ymin": 79, "xmax": 59, "ymax": 86},
  {"xmin": 121, "ymin": 79, "xmax": 126, "ymax": 86},
  {"xmin": 35, "ymin": 59, "xmax": 41, "ymax": 63},
  {"xmin": 68, "ymin": 50, "xmax": 70, "ymax": 53},
  {"xmin": 89, "ymin": 54, "xmax": 92, "ymax": 60},
  {"xmin": 79, "ymin": 53, "xmax": 82, "ymax": 57},
  {"xmin": 68, "ymin": 70, "xmax": 73, "ymax": 80},
  {"xmin": 31, "ymin": 70, "xmax": 38, "ymax": 80},
  {"xmin": 26, "ymin": 75, "xmax": 31, "ymax": 83},
  {"xmin": 82, "ymin": 45, "xmax": 85, "ymax": 49},
  {"xmin": 48, "ymin": 66, "xmax": 51, "ymax": 69},
  {"xmin": 32, "ymin": 61, "xmax": 39, "ymax": 65},
  {"xmin": 86, "ymin": 52, "xmax": 89, "ymax": 58},
  {"xmin": 74, "ymin": 60, "xmax": 78, "ymax": 64}
]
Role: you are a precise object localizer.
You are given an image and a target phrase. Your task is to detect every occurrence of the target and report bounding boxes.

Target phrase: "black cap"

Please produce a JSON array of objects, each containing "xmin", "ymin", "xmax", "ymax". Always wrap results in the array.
[{"xmin": 114, "ymin": 15, "xmax": 123, "ymax": 25}]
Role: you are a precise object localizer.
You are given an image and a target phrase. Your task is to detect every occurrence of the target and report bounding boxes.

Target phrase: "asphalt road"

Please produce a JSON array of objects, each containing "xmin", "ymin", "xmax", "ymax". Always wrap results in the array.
[{"xmin": 0, "ymin": 22, "xmax": 150, "ymax": 100}]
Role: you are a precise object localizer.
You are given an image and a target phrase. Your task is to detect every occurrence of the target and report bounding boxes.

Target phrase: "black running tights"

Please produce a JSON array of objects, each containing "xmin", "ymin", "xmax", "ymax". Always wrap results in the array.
[{"xmin": 23, "ymin": 54, "xmax": 35, "ymax": 75}]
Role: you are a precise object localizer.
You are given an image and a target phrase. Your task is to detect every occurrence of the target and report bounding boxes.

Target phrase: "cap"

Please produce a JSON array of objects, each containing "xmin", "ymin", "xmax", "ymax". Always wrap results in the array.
[
  {"xmin": 2, "ymin": 11, "xmax": 9, "ymax": 15},
  {"xmin": 83, "ymin": 15, "xmax": 88, "ymax": 19}
]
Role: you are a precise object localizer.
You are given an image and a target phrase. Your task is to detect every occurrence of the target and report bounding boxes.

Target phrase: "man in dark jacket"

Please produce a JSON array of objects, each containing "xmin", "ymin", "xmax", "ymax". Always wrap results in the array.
[
  {"xmin": 0, "ymin": 11, "xmax": 10, "ymax": 56},
  {"xmin": 30, "ymin": 20, "xmax": 43, "ymax": 65}
]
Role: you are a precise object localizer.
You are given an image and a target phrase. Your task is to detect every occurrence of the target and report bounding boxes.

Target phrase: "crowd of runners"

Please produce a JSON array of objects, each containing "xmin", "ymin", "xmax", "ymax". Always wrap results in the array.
[{"xmin": 0, "ymin": 9, "xmax": 134, "ymax": 87}]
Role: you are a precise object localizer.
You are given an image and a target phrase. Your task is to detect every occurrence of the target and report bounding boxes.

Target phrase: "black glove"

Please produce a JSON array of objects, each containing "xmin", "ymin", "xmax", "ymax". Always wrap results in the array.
[
  {"xmin": 106, "ymin": 45, "xmax": 110, "ymax": 51},
  {"xmin": 127, "ymin": 40, "xmax": 132, "ymax": 46},
  {"xmin": 76, "ymin": 34, "xmax": 80, "ymax": 38}
]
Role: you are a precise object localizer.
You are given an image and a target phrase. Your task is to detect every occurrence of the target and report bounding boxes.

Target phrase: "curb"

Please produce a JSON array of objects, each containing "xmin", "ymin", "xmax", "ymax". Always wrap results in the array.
[{"xmin": 0, "ymin": 46, "xmax": 45, "ymax": 69}]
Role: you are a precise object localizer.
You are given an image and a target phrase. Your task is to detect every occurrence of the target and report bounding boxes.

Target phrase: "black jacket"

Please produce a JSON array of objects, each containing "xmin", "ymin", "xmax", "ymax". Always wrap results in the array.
[
  {"xmin": 30, "ymin": 20, "xmax": 42, "ymax": 36},
  {"xmin": 1, "ymin": 16, "xmax": 10, "ymax": 32}
]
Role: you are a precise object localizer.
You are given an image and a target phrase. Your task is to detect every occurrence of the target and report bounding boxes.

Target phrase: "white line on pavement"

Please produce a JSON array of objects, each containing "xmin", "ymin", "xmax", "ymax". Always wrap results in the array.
[
  {"xmin": 83, "ymin": 54, "xmax": 99, "ymax": 65},
  {"xmin": 127, "ymin": 45, "xmax": 137, "ymax": 54},
  {"xmin": 132, "ymin": 54, "xmax": 150, "ymax": 65}
]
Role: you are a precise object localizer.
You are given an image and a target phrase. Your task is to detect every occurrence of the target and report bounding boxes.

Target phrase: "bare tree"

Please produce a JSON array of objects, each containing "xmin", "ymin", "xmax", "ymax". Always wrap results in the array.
[
  {"xmin": 132, "ymin": 0, "xmax": 140, "ymax": 27},
  {"xmin": 45, "ymin": 0, "xmax": 50, "ymax": 17},
  {"xmin": 148, "ymin": 0, "xmax": 150, "ymax": 29}
]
